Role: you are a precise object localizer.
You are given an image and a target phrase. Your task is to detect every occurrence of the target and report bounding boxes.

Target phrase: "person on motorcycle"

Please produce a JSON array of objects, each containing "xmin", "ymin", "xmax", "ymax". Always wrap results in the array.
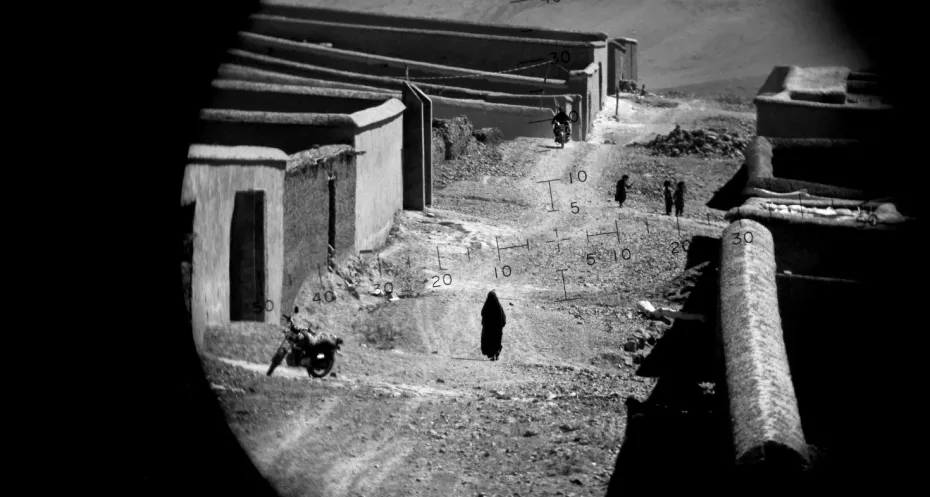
[{"xmin": 551, "ymin": 106, "xmax": 572, "ymax": 139}]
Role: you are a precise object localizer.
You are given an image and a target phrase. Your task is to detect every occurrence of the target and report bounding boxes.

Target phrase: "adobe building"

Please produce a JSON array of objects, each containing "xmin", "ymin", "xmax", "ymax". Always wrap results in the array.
[
  {"xmin": 715, "ymin": 128, "xmax": 918, "ymax": 474},
  {"xmin": 181, "ymin": 145, "xmax": 287, "ymax": 353},
  {"xmin": 196, "ymin": 93, "xmax": 407, "ymax": 252},
  {"xmin": 230, "ymin": 1, "xmax": 639, "ymax": 141},
  {"xmin": 754, "ymin": 66, "xmax": 895, "ymax": 139}
]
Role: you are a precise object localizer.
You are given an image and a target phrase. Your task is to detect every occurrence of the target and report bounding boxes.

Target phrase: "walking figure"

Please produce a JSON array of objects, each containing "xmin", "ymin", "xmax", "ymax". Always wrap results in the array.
[
  {"xmin": 664, "ymin": 180, "xmax": 674, "ymax": 216},
  {"xmin": 615, "ymin": 174, "xmax": 632, "ymax": 208},
  {"xmin": 674, "ymin": 181, "xmax": 686, "ymax": 217},
  {"xmin": 481, "ymin": 290, "xmax": 506, "ymax": 361}
]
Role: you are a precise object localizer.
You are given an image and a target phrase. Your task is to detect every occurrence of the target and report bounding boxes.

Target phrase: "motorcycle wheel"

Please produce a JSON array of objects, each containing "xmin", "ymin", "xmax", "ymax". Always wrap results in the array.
[{"xmin": 307, "ymin": 350, "xmax": 335, "ymax": 378}]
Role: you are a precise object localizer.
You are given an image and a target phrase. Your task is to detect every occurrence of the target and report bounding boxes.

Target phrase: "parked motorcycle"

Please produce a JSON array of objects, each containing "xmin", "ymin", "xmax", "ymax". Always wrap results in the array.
[
  {"xmin": 554, "ymin": 123, "xmax": 570, "ymax": 148},
  {"xmin": 266, "ymin": 308, "xmax": 344, "ymax": 378}
]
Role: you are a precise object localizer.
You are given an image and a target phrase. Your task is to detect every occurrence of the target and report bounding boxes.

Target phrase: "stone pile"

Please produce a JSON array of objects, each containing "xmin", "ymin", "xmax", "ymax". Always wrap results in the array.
[{"xmin": 630, "ymin": 124, "xmax": 749, "ymax": 159}]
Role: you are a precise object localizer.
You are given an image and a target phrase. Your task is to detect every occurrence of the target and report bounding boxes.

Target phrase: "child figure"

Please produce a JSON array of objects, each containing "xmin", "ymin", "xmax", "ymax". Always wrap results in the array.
[
  {"xmin": 663, "ymin": 180, "xmax": 673, "ymax": 216},
  {"xmin": 674, "ymin": 181, "xmax": 686, "ymax": 217},
  {"xmin": 615, "ymin": 174, "xmax": 632, "ymax": 208}
]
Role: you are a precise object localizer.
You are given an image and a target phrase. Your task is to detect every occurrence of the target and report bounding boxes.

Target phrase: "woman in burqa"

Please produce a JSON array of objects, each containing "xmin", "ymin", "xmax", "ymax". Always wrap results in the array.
[{"xmin": 480, "ymin": 290, "xmax": 506, "ymax": 361}]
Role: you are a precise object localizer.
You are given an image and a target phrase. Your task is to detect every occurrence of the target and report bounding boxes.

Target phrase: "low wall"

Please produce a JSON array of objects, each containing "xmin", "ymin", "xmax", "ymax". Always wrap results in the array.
[
  {"xmin": 181, "ymin": 145, "xmax": 286, "ymax": 352},
  {"xmin": 431, "ymin": 96, "xmax": 575, "ymax": 141},
  {"xmin": 754, "ymin": 65, "xmax": 894, "ymax": 139},
  {"xmin": 223, "ymin": 50, "xmax": 597, "ymax": 140},
  {"xmin": 233, "ymin": 33, "xmax": 567, "ymax": 95},
  {"xmin": 207, "ymin": 79, "xmax": 394, "ymax": 114},
  {"xmin": 218, "ymin": 64, "xmax": 399, "ymax": 94},
  {"xmin": 283, "ymin": 145, "xmax": 357, "ymax": 311},
  {"xmin": 354, "ymin": 110, "xmax": 404, "ymax": 251},
  {"xmin": 246, "ymin": 14, "xmax": 600, "ymax": 84},
  {"xmin": 259, "ymin": 0, "xmax": 609, "ymax": 42},
  {"xmin": 197, "ymin": 108, "xmax": 357, "ymax": 153},
  {"xmin": 741, "ymin": 136, "xmax": 900, "ymax": 200},
  {"xmin": 718, "ymin": 219, "xmax": 810, "ymax": 470},
  {"xmin": 755, "ymin": 97, "xmax": 895, "ymax": 140}
]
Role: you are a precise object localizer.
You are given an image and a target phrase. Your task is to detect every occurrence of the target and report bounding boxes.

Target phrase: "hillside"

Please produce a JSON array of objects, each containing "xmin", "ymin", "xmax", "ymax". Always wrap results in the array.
[{"xmin": 269, "ymin": 0, "xmax": 870, "ymax": 97}]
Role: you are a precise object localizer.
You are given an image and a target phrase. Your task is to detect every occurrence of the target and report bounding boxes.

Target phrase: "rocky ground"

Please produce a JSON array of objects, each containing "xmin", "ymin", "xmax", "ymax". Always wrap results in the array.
[{"xmin": 201, "ymin": 93, "xmax": 754, "ymax": 497}]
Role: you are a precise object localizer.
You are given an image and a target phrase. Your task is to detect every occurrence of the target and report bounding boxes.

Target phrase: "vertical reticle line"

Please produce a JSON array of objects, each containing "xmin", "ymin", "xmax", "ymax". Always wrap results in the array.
[
  {"xmin": 676, "ymin": 214, "xmax": 681, "ymax": 238},
  {"xmin": 558, "ymin": 268, "xmax": 569, "ymax": 301},
  {"xmin": 436, "ymin": 246, "xmax": 445, "ymax": 271},
  {"xmin": 615, "ymin": 219, "xmax": 621, "ymax": 246},
  {"xmin": 537, "ymin": 178, "xmax": 562, "ymax": 212},
  {"xmin": 318, "ymin": 264, "xmax": 324, "ymax": 288},
  {"xmin": 466, "ymin": 247, "xmax": 471, "ymax": 261},
  {"xmin": 378, "ymin": 254, "xmax": 383, "ymax": 277},
  {"xmin": 496, "ymin": 236, "xmax": 501, "ymax": 262}
]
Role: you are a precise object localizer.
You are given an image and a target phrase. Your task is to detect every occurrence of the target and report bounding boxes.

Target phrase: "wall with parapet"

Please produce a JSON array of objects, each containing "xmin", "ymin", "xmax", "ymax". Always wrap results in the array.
[
  {"xmin": 233, "ymin": 33, "xmax": 569, "ymax": 95},
  {"xmin": 181, "ymin": 145, "xmax": 286, "ymax": 353},
  {"xmin": 218, "ymin": 63, "xmax": 399, "ymax": 94},
  {"xmin": 245, "ymin": 15, "xmax": 600, "ymax": 84},
  {"xmin": 223, "ymin": 51, "xmax": 589, "ymax": 140},
  {"xmin": 754, "ymin": 65, "xmax": 895, "ymax": 139}
]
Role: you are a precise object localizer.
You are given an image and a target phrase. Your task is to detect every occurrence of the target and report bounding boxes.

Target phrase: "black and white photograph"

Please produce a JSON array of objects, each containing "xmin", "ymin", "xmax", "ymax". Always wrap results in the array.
[{"xmin": 159, "ymin": 1, "xmax": 918, "ymax": 495}]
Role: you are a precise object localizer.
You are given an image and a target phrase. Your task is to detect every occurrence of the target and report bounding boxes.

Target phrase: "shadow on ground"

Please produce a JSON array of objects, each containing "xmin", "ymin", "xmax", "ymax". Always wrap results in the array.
[{"xmin": 605, "ymin": 243, "xmax": 732, "ymax": 494}]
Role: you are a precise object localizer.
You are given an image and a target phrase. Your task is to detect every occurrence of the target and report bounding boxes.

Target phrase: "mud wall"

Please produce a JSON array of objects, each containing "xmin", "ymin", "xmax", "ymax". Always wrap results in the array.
[
  {"xmin": 218, "ymin": 63, "xmax": 400, "ymax": 94},
  {"xmin": 232, "ymin": 33, "xmax": 566, "ymax": 95},
  {"xmin": 207, "ymin": 79, "xmax": 393, "ymax": 114},
  {"xmin": 431, "ymin": 96, "xmax": 575, "ymax": 141},
  {"xmin": 246, "ymin": 14, "xmax": 600, "ymax": 84},
  {"xmin": 402, "ymin": 83, "xmax": 426, "ymax": 210},
  {"xmin": 283, "ymin": 146, "xmax": 357, "ymax": 312},
  {"xmin": 741, "ymin": 136, "xmax": 899, "ymax": 200},
  {"xmin": 181, "ymin": 145, "xmax": 286, "ymax": 352},
  {"xmin": 608, "ymin": 38, "xmax": 638, "ymax": 92},
  {"xmin": 754, "ymin": 97, "xmax": 895, "ymax": 140},
  {"xmin": 224, "ymin": 51, "xmax": 596, "ymax": 132},
  {"xmin": 259, "ymin": 1, "xmax": 608, "ymax": 42},
  {"xmin": 196, "ymin": 109, "xmax": 357, "ymax": 154},
  {"xmin": 718, "ymin": 219, "xmax": 810, "ymax": 469},
  {"xmin": 354, "ymin": 113, "xmax": 404, "ymax": 251}
]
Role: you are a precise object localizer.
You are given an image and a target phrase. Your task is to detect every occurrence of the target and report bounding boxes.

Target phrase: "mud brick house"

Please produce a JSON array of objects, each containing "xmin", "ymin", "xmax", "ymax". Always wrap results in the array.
[{"xmin": 181, "ymin": 145, "xmax": 287, "ymax": 352}]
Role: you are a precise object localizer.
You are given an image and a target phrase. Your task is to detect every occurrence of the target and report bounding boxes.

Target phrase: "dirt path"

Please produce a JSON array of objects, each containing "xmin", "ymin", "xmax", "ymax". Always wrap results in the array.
[{"xmin": 207, "ymin": 94, "xmax": 738, "ymax": 497}]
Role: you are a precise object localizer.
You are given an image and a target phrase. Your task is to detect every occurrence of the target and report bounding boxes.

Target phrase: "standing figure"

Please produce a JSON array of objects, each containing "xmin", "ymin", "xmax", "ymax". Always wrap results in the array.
[
  {"xmin": 480, "ymin": 290, "xmax": 506, "ymax": 361},
  {"xmin": 615, "ymin": 174, "xmax": 632, "ymax": 208},
  {"xmin": 674, "ymin": 181, "xmax": 686, "ymax": 217},
  {"xmin": 663, "ymin": 180, "xmax": 674, "ymax": 216}
]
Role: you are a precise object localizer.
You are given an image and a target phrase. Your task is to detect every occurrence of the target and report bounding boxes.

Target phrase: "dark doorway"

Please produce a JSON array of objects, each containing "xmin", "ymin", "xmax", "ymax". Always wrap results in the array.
[
  {"xmin": 328, "ymin": 173, "xmax": 337, "ymax": 267},
  {"xmin": 180, "ymin": 202, "xmax": 196, "ymax": 329},
  {"xmin": 230, "ymin": 190, "xmax": 265, "ymax": 322},
  {"xmin": 598, "ymin": 62, "xmax": 603, "ymax": 111}
]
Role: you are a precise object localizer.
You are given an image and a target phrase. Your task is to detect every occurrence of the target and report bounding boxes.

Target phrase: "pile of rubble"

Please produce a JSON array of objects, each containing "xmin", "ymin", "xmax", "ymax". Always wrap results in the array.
[
  {"xmin": 430, "ymin": 115, "xmax": 518, "ymax": 186},
  {"xmin": 629, "ymin": 124, "xmax": 749, "ymax": 159}
]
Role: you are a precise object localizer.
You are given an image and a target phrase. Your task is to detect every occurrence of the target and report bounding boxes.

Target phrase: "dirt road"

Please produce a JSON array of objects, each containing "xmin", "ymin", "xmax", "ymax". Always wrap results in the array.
[{"xmin": 205, "ymin": 94, "xmax": 749, "ymax": 496}]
